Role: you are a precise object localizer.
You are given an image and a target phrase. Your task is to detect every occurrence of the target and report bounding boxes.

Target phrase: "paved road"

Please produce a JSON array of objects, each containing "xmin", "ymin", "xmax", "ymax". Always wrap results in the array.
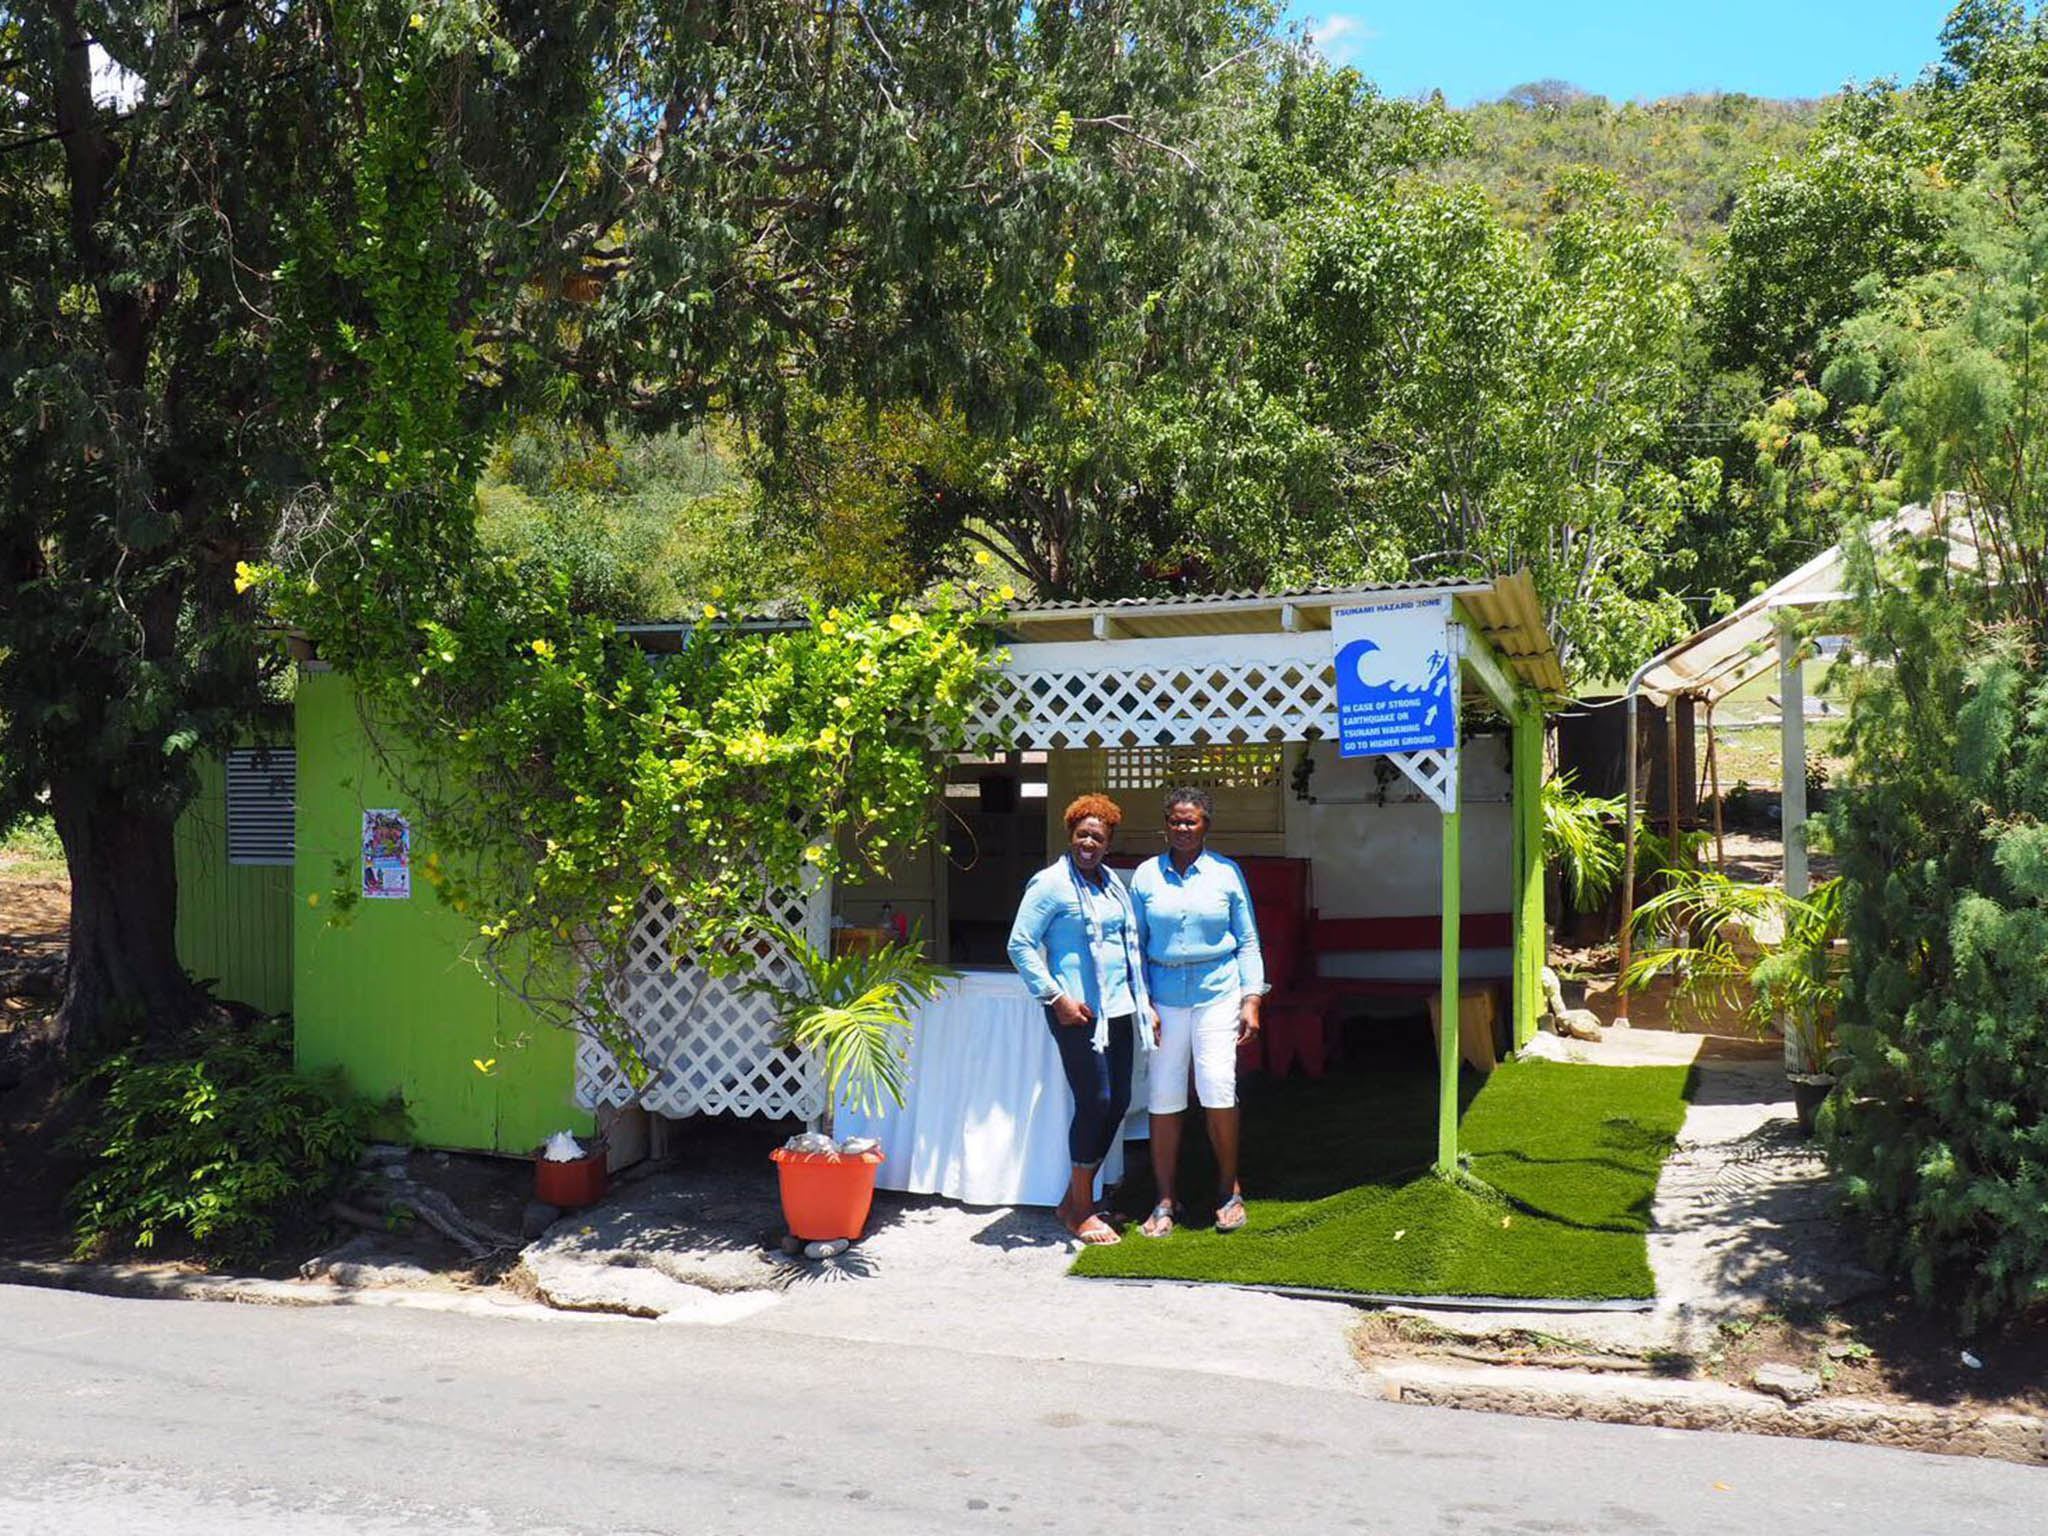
[{"xmin": 1, "ymin": 1284, "xmax": 2037, "ymax": 1535}]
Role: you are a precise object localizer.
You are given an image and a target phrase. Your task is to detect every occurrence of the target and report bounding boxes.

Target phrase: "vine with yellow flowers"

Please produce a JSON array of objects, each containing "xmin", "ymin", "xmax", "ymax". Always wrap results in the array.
[{"xmin": 246, "ymin": 5, "xmax": 1003, "ymax": 1079}]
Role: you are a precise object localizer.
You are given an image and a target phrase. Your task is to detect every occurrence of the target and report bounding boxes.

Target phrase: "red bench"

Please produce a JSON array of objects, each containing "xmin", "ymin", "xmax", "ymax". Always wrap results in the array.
[{"xmin": 1252, "ymin": 912, "xmax": 1514, "ymax": 1078}]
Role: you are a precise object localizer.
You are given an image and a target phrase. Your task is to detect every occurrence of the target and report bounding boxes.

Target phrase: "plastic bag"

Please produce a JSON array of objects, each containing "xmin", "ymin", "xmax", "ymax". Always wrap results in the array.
[{"xmin": 541, "ymin": 1131, "xmax": 586, "ymax": 1162}]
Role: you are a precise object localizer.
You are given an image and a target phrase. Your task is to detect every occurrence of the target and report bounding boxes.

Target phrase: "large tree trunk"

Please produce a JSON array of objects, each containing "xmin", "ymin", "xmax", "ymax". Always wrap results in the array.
[{"xmin": 47, "ymin": 779, "xmax": 214, "ymax": 1055}]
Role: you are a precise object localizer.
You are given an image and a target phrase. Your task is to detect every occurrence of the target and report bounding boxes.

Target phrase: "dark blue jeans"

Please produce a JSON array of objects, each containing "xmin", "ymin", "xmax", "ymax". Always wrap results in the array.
[{"xmin": 1045, "ymin": 1009, "xmax": 1133, "ymax": 1168}]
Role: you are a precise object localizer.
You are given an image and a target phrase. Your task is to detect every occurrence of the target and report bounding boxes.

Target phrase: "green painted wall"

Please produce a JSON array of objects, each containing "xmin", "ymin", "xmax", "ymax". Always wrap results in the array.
[
  {"xmin": 175, "ymin": 754, "xmax": 294, "ymax": 1016},
  {"xmin": 292, "ymin": 669, "xmax": 592, "ymax": 1154}
]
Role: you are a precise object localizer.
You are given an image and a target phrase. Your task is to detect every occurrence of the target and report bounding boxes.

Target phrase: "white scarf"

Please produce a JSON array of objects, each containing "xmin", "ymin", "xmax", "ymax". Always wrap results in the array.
[{"xmin": 1065, "ymin": 854, "xmax": 1155, "ymax": 1056}]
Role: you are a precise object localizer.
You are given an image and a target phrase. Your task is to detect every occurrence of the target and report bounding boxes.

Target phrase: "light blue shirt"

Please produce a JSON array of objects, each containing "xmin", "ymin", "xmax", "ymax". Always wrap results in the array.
[
  {"xmin": 1128, "ymin": 850, "xmax": 1266, "ymax": 1009},
  {"xmin": 1006, "ymin": 857, "xmax": 1145, "ymax": 1025}
]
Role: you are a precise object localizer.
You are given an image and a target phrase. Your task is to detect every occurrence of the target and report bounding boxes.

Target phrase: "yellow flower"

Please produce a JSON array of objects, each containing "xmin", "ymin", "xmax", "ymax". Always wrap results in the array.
[
  {"xmin": 702, "ymin": 603, "xmax": 719, "ymax": 619},
  {"xmin": 233, "ymin": 561, "xmax": 259, "ymax": 594},
  {"xmin": 818, "ymin": 619, "xmax": 838, "ymax": 635},
  {"xmin": 998, "ymin": 584, "xmax": 1016, "ymax": 602},
  {"xmin": 973, "ymin": 550, "xmax": 993, "ymax": 567}
]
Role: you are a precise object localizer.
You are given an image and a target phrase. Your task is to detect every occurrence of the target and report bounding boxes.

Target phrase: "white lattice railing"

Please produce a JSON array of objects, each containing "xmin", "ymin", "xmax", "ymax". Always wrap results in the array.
[
  {"xmin": 575, "ymin": 878, "xmax": 830, "ymax": 1121},
  {"xmin": 967, "ymin": 632, "xmax": 1461, "ymax": 813}
]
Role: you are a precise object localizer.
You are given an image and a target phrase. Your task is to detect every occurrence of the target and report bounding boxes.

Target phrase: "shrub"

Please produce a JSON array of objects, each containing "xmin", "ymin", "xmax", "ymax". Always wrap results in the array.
[
  {"xmin": 1541, "ymin": 773, "xmax": 1625, "ymax": 910},
  {"xmin": 1827, "ymin": 599, "xmax": 2048, "ymax": 1329},
  {"xmin": 68, "ymin": 1016, "xmax": 382, "ymax": 1262}
]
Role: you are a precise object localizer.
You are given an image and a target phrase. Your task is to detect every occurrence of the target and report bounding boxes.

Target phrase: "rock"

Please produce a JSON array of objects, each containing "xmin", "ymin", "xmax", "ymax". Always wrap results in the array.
[
  {"xmin": 779, "ymin": 1233, "xmax": 805, "ymax": 1255},
  {"xmin": 803, "ymin": 1238, "xmax": 850, "ymax": 1260},
  {"xmin": 1554, "ymin": 1008, "xmax": 1604, "ymax": 1042},
  {"xmin": 299, "ymin": 1234, "xmax": 438, "ymax": 1289},
  {"xmin": 1516, "ymin": 1032, "xmax": 1578, "ymax": 1063},
  {"xmin": 1539, "ymin": 966, "xmax": 1570, "ymax": 1019},
  {"xmin": 1752, "ymin": 1364, "xmax": 1823, "ymax": 1404},
  {"xmin": 360, "ymin": 1142, "xmax": 409, "ymax": 1169},
  {"xmin": 1825, "ymin": 1342, "xmax": 1856, "ymax": 1361},
  {"xmin": 521, "ymin": 1201, "xmax": 563, "ymax": 1240}
]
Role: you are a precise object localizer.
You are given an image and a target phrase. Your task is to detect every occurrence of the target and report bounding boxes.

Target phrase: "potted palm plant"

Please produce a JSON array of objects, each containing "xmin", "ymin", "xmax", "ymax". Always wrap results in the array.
[
  {"xmin": 1623, "ymin": 871, "xmax": 1845, "ymax": 1133},
  {"xmin": 745, "ymin": 920, "xmax": 955, "ymax": 1240}
]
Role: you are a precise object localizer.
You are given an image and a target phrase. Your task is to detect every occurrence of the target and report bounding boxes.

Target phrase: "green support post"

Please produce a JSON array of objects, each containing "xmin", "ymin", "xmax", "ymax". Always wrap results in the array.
[
  {"xmin": 1436, "ymin": 804, "xmax": 1463, "ymax": 1176},
  {"xmin": 1512, "ymin": 692, "xmax": 1545, "ymax": 1048}
]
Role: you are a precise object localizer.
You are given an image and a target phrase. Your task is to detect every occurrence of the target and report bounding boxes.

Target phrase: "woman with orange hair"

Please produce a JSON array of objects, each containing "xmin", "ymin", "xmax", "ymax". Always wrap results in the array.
[{"xmin": 1006, "ymin": 793, "xmax": 1156, "ymax": 1244}]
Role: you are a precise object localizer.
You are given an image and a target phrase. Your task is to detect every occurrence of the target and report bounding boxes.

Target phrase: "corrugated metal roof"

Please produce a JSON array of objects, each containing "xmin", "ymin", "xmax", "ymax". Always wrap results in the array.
[
  {"xmin": 1458, "ymin": 571, "xmax": 1567, "ymax": 695},
  {"xmin": 1007, "ymin": 576, "xmax": 1483, "ymax": 615},
  {"xmin": 1001, "ymin": 572, "xmax": 1565, "ymax": 695},
  {"xmin": 622, "ymin": 572, "xmax": 1567, "ymax": 693},
  {"xmin": 1634, "ymin": 504, "xmax": 1980, "ymax": 702}
]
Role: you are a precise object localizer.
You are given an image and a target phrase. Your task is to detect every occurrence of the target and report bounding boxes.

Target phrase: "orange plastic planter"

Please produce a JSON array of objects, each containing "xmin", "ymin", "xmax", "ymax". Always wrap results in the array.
[
  {"xmin": 770, "ymin": 1148, "xmax": 885, "ymax": 1241},
  {"xmin": 534, "ymin": 1150, "xmax": 608, "ymax": 1209}
]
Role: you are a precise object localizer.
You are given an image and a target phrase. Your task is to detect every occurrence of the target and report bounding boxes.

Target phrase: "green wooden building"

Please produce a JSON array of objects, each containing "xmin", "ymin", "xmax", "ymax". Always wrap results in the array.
[{"xmin": 176, "ymin": 576, "xmax": 1562, "ymax": 1176}]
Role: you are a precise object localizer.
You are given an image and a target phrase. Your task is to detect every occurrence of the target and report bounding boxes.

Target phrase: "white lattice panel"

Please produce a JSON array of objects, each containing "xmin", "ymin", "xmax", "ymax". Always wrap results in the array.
[
  {"xmin": 966, "ymin": 658, "xmax": 1337, "ymax": 750},
  {"xmin": 966, "ymin": 631, "xmax": 1464, "ymax": 813},
  {"xmin": 1386, "ymin": 749, "xmax": 1460, "ymax": 813},
  {"xmin": 576, "ymin": 879, "xmax": 830, "ymax": 1121}
]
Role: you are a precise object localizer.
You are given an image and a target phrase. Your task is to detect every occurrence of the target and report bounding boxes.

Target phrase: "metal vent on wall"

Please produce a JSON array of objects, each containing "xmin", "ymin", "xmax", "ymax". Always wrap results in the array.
[{"xmin": 225, "ymin": 748, "xmax": 295, "ymax": 865}]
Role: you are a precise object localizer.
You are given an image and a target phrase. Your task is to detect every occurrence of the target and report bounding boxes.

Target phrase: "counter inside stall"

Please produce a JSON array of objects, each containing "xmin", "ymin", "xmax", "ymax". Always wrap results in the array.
[{"xmin": 833, "ymin": 968, "xmax": 1144, "ymax": 1208}]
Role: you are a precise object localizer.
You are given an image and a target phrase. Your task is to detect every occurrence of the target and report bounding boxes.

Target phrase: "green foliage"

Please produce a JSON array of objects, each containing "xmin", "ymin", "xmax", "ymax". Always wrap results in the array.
[
  {"xmin": 1448, "ymin": 87, "xmax": 1819, "ymax": 255},
  {"xmin": 477, "ymin": 426, "xmax": 765, "ymax": 619},
  {"xmin": 1706, "ymin": 106, "xmax": 1948, "ymax": 386},
  {"xmin": 1541, "ymin": 774, "xmax": 1625, "ymax": 909},
  {"xmin": 756, "ymin": 53, "xmax": 1475, "ymax": 604},
  {"xmin": 68, "ymin": 1017, "xmax": 382, "ymax": 1262},
  {"xmin": 1623, "ymin": 870, "xmax": 1844, "ymax": 1064},
  {"xmin": 1278, "ymin": 169, "xmax": 1704, "ymax": 677},
  {"xmin": 248, "ymin": 0, "xmax": 1292, "ymax": 1068},
  {"xmin": 5, "ymin": 0, "xmax": 1293, "ymax": 1045},
  {"xmin": 1818, "ymin": 174, "xmax": 2048, "ymax": 1329},
  {"xmin": 0, "ymin": 811, "xmax": 66, "ymax": 880},
  {"xmin": 745, "ymin": 923, "xmax": 957, "ymax": 1127}
]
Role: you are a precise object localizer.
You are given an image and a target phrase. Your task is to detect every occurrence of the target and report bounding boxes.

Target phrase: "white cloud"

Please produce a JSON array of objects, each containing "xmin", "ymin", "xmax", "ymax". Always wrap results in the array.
[{"xmin": 1308, "ymin": 13, "xmax": 1378, "ymax": 64}]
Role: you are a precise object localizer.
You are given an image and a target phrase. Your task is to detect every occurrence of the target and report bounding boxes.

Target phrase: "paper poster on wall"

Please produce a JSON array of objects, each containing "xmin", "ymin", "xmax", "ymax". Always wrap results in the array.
[
  {"xmin": 361, "ymin": 810, "xmax": 412, "ymax": 900},
  {"xmin": 1330, "ymin": 595, "xmax": 1457, "ymax": 757}
]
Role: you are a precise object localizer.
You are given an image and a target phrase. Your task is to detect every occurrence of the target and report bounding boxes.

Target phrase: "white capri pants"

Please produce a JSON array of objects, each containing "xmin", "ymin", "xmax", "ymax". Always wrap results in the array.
[{"xmin": 1149, "ymin": 996, "xmax": 1242, "ymax": 1113}]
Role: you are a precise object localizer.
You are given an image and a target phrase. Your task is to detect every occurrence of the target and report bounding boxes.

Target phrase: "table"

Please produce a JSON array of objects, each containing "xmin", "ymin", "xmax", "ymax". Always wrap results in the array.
[{"xmin": 835, "ymin": 970, "xmax": 1135, "ymax": 1207}]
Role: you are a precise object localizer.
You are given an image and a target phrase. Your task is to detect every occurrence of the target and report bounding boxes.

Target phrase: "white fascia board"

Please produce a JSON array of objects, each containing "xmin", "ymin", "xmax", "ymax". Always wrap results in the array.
[{"xmin": 995, "ymin": 629, "xmax": 1334, "ymax": 674}]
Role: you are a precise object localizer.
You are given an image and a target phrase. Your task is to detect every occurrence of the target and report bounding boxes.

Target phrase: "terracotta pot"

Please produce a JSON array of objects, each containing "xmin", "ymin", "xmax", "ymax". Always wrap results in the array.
[
  {"xmin": 770, "ymin": 1148, "xmax": 885, "ymax": 1241},
  {"xmin": 534, "ymin": 1150, "xmax": 608, "ymax": 1208}
]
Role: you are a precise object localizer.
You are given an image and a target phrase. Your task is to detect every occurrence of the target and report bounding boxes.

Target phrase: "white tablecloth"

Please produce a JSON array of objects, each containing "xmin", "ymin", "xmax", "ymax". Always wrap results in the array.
[{"xmin": 836, "ymin": 970, "xmax": 1137, "ymax": 1207}]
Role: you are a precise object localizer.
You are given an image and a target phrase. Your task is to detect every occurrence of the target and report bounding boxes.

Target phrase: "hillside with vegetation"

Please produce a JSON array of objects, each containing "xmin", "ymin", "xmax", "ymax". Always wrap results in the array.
[{"xmin": 1445, "ymin": 81, "xmax": 1822, "ymax": 253}]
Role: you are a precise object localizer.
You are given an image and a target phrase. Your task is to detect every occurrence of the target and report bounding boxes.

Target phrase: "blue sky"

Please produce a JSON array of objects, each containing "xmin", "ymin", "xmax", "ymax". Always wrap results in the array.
[{"xmin": 1287, "ymin": 2, "xmax": 1953, "ymax": 105}]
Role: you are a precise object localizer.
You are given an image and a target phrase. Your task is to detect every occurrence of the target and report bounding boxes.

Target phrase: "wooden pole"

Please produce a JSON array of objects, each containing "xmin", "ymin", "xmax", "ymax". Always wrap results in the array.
[
  {"xmin": 1665, "ymin": 698, "xmax": 1683, "ymax": 872},
  {"xmin": 1779, "ymin": 617, "xmax": 1809, "ymax": 902},
  {"xmin": 1615, "ymin": 689, "xmax": 1642, "ymax": 1027},
  {"xmin": 1706, "ymin": 700, "xmax": 1725, "ymax": 873}
]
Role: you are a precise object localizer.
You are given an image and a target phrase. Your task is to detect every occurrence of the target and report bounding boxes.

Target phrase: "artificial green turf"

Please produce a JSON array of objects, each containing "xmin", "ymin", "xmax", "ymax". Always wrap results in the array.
[{"xmin": 1073, "ymin": 1056, "xmax": 1694, "ymax": 1300}]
